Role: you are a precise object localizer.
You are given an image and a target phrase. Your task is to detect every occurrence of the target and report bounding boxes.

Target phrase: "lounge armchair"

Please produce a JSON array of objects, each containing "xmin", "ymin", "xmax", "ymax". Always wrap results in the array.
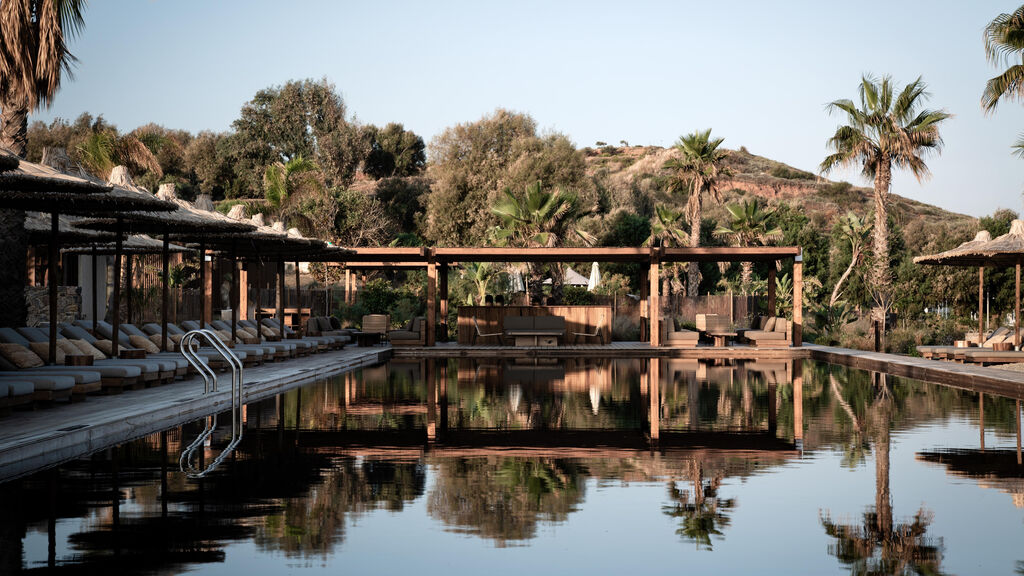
[
  {"xmin": 472, "ymin": 316, "xmax": 504, "ymax": 345},
  {"xmin": 361, "ymin": 314, "xmax": 390, "ymax": 342},
  {"xmin": 389, "ymin": 317, "xmax": 425, "ymax": 347},
  {"xmin": 660, "ymin": 319, "xmax": 697, "ymax": 348},
  {"xmin": 0, "ymin": 327, "xmax": 141, "ymax": 392}
]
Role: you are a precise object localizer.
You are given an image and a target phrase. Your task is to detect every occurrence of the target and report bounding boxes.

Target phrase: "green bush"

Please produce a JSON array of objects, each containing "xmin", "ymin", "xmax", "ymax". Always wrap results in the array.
[
  {"xmin": 769, "ymin": 165, "xmax": 815, "ymax": 180},
  {"xmin": 562, "ymin": 286, "xmax": 594, "ymax": 305}
]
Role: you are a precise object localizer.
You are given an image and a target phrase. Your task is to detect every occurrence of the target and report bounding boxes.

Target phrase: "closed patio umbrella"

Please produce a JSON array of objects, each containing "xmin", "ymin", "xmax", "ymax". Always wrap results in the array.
[{"xmin": 587, "ymin": 262, "xmax": 601, "ymax": 292}]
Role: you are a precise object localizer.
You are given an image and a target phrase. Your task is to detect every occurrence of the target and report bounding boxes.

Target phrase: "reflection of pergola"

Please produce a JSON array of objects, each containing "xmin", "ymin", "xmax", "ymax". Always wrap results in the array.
[{"xmin": 337, "ymin": 246, "xmax": 804, "ymax": 347}]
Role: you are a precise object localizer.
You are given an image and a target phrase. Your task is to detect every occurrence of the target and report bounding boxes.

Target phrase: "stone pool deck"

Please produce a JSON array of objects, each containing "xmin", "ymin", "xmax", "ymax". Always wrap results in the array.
[{"xmin": 0, "ymin": 345, "xmax": 390, "ymax": 482}]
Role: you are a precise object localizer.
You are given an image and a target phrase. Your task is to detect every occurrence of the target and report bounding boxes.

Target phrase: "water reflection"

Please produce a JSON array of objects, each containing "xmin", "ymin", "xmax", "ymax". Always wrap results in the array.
[{"xmin": 3, "ymin": 358, "xmax": 1024, "ymax": 574}]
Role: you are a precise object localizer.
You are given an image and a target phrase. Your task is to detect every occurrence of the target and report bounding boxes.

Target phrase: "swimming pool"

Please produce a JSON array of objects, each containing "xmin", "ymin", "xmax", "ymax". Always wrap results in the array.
[{"xmin": 1, "ymin": 358, "xmax": 1020, "ymax": 575}]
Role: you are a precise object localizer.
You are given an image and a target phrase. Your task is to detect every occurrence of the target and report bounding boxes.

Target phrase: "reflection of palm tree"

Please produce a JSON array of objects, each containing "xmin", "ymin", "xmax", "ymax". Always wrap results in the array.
[
  {"xmin": 662, "ymin": 460, "xmax": 734, "ymax": 550},
  {"xmin": 821, "ymin": 380, "xmax": 945, "ymax": 575}
]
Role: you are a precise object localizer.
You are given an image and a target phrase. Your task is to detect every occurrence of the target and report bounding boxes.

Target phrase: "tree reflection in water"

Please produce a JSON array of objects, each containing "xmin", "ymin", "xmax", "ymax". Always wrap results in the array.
[
  {"xmin": 662, "ymin": 460, "xmax": 735, "ymax": 550},
  {"xmin": 427, "ymin": 458, "xmax": 586, "ymax": 546},
  {"xmin": 821, "ymin": 373, "xmax": 945, "ymax": 576}
]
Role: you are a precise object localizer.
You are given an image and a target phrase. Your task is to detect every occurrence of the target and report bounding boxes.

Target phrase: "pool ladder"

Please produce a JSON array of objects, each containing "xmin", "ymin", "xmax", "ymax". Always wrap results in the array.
[{"xmin": 178, "ymin": 329, "xmax": 244, "ymax": 478}]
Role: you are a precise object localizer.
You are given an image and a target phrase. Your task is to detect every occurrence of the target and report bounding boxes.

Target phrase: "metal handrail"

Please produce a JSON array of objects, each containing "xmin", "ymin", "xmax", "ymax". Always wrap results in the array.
[{"xmin": 179, "ymin": 329, "xmax": 244, "ymax": 478}]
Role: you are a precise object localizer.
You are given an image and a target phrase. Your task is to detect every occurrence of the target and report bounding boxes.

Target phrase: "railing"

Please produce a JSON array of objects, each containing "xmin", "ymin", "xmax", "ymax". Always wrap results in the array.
[{"xmin": 178, "ymin": 329, "xmax": 244, "ymax": 479}]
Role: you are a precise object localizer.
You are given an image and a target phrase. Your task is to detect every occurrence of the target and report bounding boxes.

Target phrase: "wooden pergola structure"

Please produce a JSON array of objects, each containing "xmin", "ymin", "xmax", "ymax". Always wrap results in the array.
[{"xmin": 336, "ymin": 245, "xmax": 804, "ymax": 347}]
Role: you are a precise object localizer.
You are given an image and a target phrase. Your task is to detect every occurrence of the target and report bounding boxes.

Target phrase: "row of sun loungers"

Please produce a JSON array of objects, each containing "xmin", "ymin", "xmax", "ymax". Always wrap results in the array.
[
  {"xmin": 916, "ymin": 327, "xmax": 1024, "ymax": 365},
  {"xmin": 0, "ymin": 316, "xmax": 354, "ymax": 412}
]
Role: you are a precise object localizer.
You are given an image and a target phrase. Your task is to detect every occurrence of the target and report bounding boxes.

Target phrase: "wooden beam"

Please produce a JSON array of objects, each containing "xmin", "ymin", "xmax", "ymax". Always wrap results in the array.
[
  {"xmin": 238, "ymin": 264, "xmax": 249, "ymax": 321},
  {"xmin": 161, "ymin": 234, "xmax": 169, "ymax": 352},
  {"xmin": 649, "ymin": 248, "xmax": 660, "ymax": 347},
  {"xmin": 979, "ymin": 267, "xmax": 985, "ymax": 346},
  {"xmin": 792, "ymin": 257, "xmax": 803, "ymax": 347},
  {"xmin": 47, "ymin": 212, "xmax": 59, "ymax": 365},
  {"xmin": 426, "ymin": 255, "xmax": 437, "ymax": 347},
  {"xmin": 111, "ymin": 219, "xmax": 123, "ymax": 358},
  {"xmin": 439, "ymin": 262, "xmax": 449, "ymax": 342}
]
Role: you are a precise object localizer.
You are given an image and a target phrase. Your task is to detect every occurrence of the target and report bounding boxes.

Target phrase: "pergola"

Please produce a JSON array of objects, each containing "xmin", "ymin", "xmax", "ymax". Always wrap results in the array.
[{"xmin": 336, "ymin": 245, "xmax": 804, "ymax": 347}]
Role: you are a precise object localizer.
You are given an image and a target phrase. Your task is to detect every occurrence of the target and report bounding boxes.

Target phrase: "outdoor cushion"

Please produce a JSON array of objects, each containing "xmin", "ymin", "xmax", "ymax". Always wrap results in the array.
[
  {"xmin": 763, "ymin": 317, "xmax": 776, "ymax": 332},
  {"xmin": 0, "ymin": 327, "xmax": 32, "ymax": 346},
  {"xmin": 757, "ymin": 316, "xmax": 769, "ymax": 330},
  {"xmin": 668, "ymin": 330, "xmax": 699, "ymax": 341},
  {"xmin": 503, "ymin": 316, "xmax": 533, "ymax": 331},
  {"xmin": 71, "ymin": 339, "xmax": 107, "ymax": 361},
  {"xmin": 329, "ymin": 317, "xmax": 341, "ymax": 330},
  {"xmin": 534, "ymin": 316, "xmax": 565, "ymax": 331},
  {"xmin": 92, "ymin": 339, "xmax": 114, "ymax": 356},
  {"xmin": 745, "ymin": 330, "xmax": 786, "ymax": 341},
  {"xmin": 772, "ymin": 318, "xmax": 788, "ymax": 333},
  {"xmin": 130, "ymin": 334, "xmax": 160, "ymax": 354},
  {"xmin": 0, "ymin": 343, "xmax": 44, "ymax": 369},
  {"xmin": 4, "ymin": 380, "xmax": 33, "ymax": 397},
  {"xmin": 28, "ymin": 342, "xmax": 64, "ymax": 364},
  {"xmin": 318, "ymin": 317, "xmax": 333, "ymax": 332}
]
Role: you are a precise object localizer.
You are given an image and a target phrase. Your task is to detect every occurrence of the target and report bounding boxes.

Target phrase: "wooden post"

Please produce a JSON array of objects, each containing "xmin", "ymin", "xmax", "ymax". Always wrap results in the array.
[
  {"xmin": 161, "ymin": 234, "xmax": 169, "ymax": 352},
  {"xmin": 793, "ymin": 359, "xmax": 803, "ymax": 446},
  {"xmin": 294, "ymin": 260, "xmax": 301, "ymax": 335},
  {"xmin": 125, "ymin": 253, "xmax": 133, "ymax": 326},
  {"xmin": 648, "ymin": 358, "xmax": 660, "ymax": 444},
  {"xmin": 439, "ymin": 262, "xmax": 449, "ymax": 342},
  {"xmin": 426, "ymin": 359, "xmax": 437, "ymax": 443},
  {"xmin": 111, "ymin": 218, "xmax": 123, "ymax": 358},
  {"xmin": 47, "ymin": 212, "xmax": 59, "ymax": 365},
  {"xmin": 980, "ymin": 393, "xmax": 985, "ymax": 452},
  {"xmin": 231, "ymin": 246, "xmax": 239, "ymax": 345},
  {"xmin": 344, "ymin": 268, "xmax": 351, "ymax": 304},
  {"xmin": 198, "ymin": 240, "xmax": 207, "ymax": 327},
  {"xmin": 27, "ymin": 246, "xmax": 36, "ymax": 286},
  {"xmin": 91, "ymin": 247, "xmax": 98, "ymax": 334},
  {"xmin": 768, "ymin": 383, "xmax": 777, "ymax": 434},
  {"xmin": 639, "ymin": 265, "xmax": 649, "ymax": 342},
  {"xmin": 427, "ymin": 254, "xmax": 437, "ymax": 347},
  {"xmin": 238, "ymin": 264, "xmax": 249, "ymax": 320},
  {"xmin": 792, "ymin": 255, "xmax": 803, "ymax": 347},
  {"xmin": 1016, "ymin": 260, "xmax": 1021, "ymax": 349},
  {"xmin": 649, "ymin": 248, "xmax": 660, "ymax": 347},
  {"xmin": 978, "ymin": 267, "xmax": 985, "ymax": 345},
  {"xmin": 767, "ymin": 266, "xmax": 776, "ymax": 316},
  {"xmin": 277, "ymin": 259, "xmax": 286, "ymax": 336},
  {"xmin": 873, "ymin": 321, "xmax": 881, "ymax": 352}
]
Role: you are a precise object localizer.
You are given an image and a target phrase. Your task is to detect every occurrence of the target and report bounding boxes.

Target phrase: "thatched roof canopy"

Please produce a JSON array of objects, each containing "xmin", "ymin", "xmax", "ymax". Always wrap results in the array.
[
  {"xmin": 0, "ymin": 149, "xmax": 19, "ymax": 173},
  {"xmin": 0, "ymin": 159, "xmax": 175, "ymax": 214},
  {"xmin": 915, "ymin": 221, "xmax": 1024, "ymax": 267},
  {"xmin": 24, "ymin": 212, "xmax": 116, "ymax": 244},
  {"xmin": 75, "ymin": 181, "xmax": 255, "ymax": 237},
  {"xmin": 62, "ymin": 234, "xmax": 191, "ymax": 256}
]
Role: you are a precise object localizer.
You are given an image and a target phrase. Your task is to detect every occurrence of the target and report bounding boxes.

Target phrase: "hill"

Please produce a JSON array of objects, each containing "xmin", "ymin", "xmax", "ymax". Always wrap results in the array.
[{"xmin": 582, "ymin": 145, "xmax": 974, "ymax": 230}]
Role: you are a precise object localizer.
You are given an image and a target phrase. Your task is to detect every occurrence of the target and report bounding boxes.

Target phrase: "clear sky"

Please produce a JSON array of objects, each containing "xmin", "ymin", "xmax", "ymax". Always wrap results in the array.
[{"xmin": 31, "ymin": 0, "xmax": 1024, "ymax": 218}]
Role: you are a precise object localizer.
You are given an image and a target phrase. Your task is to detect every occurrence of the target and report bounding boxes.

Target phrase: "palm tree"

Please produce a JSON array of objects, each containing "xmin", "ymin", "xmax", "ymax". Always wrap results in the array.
[
  {"xmin": 489, "ymin": 181, "xmax": 595, "ymax": 304},
  {"xmin": 644, "ymin": 205, "xmax": 689, "ymax": 306},
  {"xmin": 0, "ymin": 0, "xmax": 85, "ymax": 156},
  {"xmin": 664, "ymin": 129, "xmax": 730, "ymax": 297},
  {"xmin": 982, "ymin": 5, "xmax": 1024, "ymax": 114},
  {"xmin": 830, "ymin": 212, "xmax": 873, "ymax": 307},
  {"xmin": 820, "ymin": 75, "xmax": 950, "ymax": 330},
  {"xmin": 460, "ymin": 261, "xmax": 497, "ymax": 305},
  {"xmin": 662, "ymin": 461, "xmax": 735, "ymax": 550},
  {"xmin": 263, "ymin": 155, "xmax": 339, "ymax": 239},
  {"xmin": 712, "ymin": 200, "xmax": 782, "ymax": 294}
]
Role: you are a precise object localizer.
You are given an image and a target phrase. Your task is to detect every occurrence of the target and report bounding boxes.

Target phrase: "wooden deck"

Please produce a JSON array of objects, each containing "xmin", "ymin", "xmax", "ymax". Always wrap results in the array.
[{"xmin": 0, "ymin": 346, "xmax": 390, "ymax": 483}]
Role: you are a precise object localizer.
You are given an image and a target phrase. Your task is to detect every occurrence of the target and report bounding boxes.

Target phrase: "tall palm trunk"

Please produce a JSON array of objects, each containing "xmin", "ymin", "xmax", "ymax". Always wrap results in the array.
[
  {"xmin": 871, "ymin": 160, "xmax": 892, "ymax": 329},
  {"xmin": 0, "ymin": 98, "xmax": 29, "ymax": 328},
  {"xmin": 873, "ymin": 398, "xmax": 892, "ymax": 538},
  {"xmin": 688, "ymin": 189, "xmax": 702, "ymax": 297},
  {"xmin": 0, "ymin": 97, "xmax": 29, "ymax": 157},
  {"xmin": 830, "ymin": 249, "xmax": 860, "ymax": 307}
]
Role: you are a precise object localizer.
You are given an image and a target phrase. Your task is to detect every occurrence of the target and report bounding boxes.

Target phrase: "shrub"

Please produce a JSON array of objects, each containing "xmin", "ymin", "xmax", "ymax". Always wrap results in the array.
[
  {"xmin": 562, "ymin": 286, "xmax": 594, "ymax": 305},
  {"xmin": 612, "ymin": 316, "xmax": 640, "ymax": 341},
  {"xmin": 769, "ymin": 165, "xmax": 815, "ymax": 180}
]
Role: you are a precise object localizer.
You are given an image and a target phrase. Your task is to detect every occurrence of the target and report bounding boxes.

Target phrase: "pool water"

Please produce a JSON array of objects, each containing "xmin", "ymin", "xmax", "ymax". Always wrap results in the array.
[{"xmin": 2, "ymin": 358, "xmax": 1023, "ymax": 575}]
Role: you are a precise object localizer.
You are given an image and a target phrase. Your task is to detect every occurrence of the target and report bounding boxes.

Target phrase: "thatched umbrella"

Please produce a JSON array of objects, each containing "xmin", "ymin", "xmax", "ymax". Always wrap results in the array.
[
  {"xmin": 75, "ymin": 178, "xmax": 256, "ymax": 353},
  {"xmin": 916, "ymin": 221, "xmax": 1024, "ymax": 347},
  {"xmin": 914, "ymin": 230, "xmax": 993, "ymax": 345},
  {"xmin": 0, "ymin": 154, "xmax": 174, "ymax": 363}
]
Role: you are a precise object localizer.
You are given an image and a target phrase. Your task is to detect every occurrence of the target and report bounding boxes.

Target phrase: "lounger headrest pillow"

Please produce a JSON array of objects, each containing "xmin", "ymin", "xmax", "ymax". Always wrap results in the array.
[
  {"xmin": 0, "ymin": 343, "xmax": 44, "ymax": 368},
  {"xmin": 130, "ymin": 334, "xmax": 160, "ymax": 354},
  {"xmin": 71, "ymin": 339, "xmax": 107, "ymax": 361},
  {"xmin": 261, "ymin": 325, "xmax": 278, "ymax": 338},
  {"xmin": 56, "ymin": 339, "xmax": 81, "ymax": 358},
  {"xmin": 773, "ymin": 318, "xmax": 788, "ymax": 333},
  {"xmin": 763, "ymin": 317, "xmax": 776, "ymax": 332},
  {"xmin": 149, "ymin": 333, "xmax": 173, "ymax": 352},
  {"xmin": 28, "ymin": 342, "xmax": 64, "ymax": 364},
  {"xmin": 92, "ymin": 339, "xmax": 114, "ymax": 357}
]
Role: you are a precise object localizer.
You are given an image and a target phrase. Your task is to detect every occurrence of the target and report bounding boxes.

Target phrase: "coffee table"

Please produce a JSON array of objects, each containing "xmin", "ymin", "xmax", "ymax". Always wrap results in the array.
[{"xmin": 707, "ymin": 331, "xmax": 737, "ymax": 347}]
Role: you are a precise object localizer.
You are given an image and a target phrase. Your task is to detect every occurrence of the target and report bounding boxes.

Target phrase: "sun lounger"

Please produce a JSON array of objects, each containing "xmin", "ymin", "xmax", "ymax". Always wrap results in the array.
[
  {"xmin": 0, "ymin": 372, "xmax": 73, "ymax": 402},
  {"xmin": 958, "ymin": 348, "xmax": 1024, "ymax": 366},
  {"xmin": 0, "ymin": 327, "xmax": 141, "ymax": 392},
  {"xmin": 216, "ymin": 320, "xmax": 297, "ymax": 360},
  {"xmin": 0, "ymin": 380, "xmax": 34, "ymax": 410},
  {"xmin": 179, "ymin": 321, "xmax": 271, "ymax": 366},
  {"xmin": 43, "ymin": 325, "xmax": 174, "ymax": 385},
  {"xmin": 917, "ymin": 327, "xmax": 1013, "ymax": 360},
  {"xmin": 83, "ymin": 320, "xmax": 193, "ymax": 378},
  {"xmin": 257, "ymin": 318, "xmax": 322, "ymax": 354}
]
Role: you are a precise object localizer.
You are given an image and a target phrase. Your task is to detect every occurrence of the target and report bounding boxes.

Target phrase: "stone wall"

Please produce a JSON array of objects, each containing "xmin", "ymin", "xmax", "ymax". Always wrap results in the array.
[{"xmin": 25, "ymin": 286, "xmax": 81, "ymax": 326}]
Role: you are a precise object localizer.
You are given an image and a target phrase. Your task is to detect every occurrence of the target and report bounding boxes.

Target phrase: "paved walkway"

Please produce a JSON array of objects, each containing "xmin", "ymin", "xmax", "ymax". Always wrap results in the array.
[{"xmin": 0, "ymin": 345, "xmax": 389, "ymax": 482}]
